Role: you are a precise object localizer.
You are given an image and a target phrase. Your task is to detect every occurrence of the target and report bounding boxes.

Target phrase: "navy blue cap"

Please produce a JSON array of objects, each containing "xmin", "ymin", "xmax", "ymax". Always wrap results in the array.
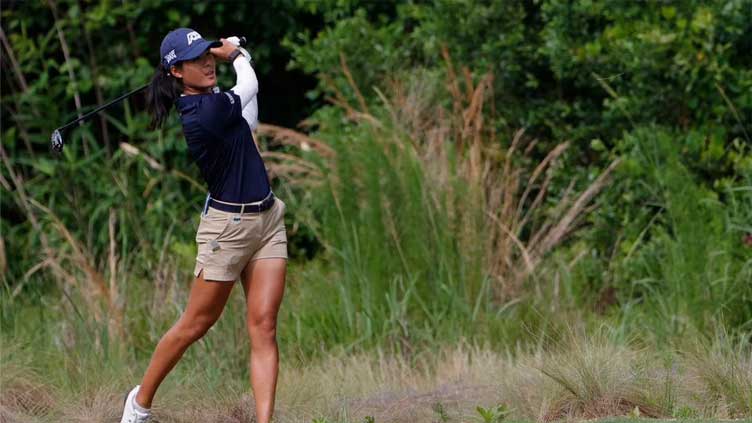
[{"xmin": 160, "ymin": 28, "xmax": 222, "ymax": 70}]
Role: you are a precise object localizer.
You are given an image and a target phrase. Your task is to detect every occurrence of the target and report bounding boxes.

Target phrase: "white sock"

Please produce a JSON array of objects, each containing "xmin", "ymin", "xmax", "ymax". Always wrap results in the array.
[{"xmin": 133, "ymin": 391, "xmax": 151, "ymax": 414}]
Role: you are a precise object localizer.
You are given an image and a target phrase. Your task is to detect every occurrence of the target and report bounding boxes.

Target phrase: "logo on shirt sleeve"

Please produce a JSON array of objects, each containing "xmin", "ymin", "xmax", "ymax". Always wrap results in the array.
[{"xmin": 224, "ymin": 92, "xmax": 235, "ymax": 104}]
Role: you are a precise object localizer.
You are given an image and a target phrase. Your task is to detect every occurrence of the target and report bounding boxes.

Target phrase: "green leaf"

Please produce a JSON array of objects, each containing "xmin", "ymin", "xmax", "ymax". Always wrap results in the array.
[
  {"xmin": 591, "ymin": 138, "xmax": 606, "ymax": 152},
  {"xmin": 661, "ymin": 6, "xmax": 676, "ymax": 20},
  {"xmin": 32, "ymin": 158, "xmax": 56, "ymax": 176}
]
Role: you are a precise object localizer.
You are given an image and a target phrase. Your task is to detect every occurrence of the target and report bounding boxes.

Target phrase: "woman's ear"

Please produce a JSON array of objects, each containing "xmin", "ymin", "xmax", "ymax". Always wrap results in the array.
[{"xmin": 170, "ymin": 65, "xmax": 182, "ymax": 79}]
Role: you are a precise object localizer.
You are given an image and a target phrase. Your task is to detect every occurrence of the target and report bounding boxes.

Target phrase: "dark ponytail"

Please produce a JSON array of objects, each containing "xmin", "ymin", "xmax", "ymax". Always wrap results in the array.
[{"xmin": 146, "ymin": 63, "xmax": 182, "ymax": 129}]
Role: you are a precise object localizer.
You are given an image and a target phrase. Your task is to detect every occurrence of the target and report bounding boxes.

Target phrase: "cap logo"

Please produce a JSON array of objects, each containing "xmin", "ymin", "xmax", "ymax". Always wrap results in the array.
[
  {"xmin": 186, "ymin": 31, "xmax": 201, "ymax": 45},
  {"xmin": 164, "ymin": 49, "xmax": 177, "ymax": 64}
]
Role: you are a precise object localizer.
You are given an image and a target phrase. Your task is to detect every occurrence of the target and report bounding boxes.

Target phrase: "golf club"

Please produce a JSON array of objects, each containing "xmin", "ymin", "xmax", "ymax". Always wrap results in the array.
[{"xmin": 50, "ymin": 35, "xmax": 248, "ymax": 153}]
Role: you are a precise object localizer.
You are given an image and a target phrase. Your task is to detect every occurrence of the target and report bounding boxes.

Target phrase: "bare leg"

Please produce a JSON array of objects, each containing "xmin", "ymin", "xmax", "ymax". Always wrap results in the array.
[
  {"xmin": 241, "ymin": 258, "xmax": 287, "ymax": 423},
  {"xmin": 135, "ymin": 270, "xmax": 235, "ymax": 408}
]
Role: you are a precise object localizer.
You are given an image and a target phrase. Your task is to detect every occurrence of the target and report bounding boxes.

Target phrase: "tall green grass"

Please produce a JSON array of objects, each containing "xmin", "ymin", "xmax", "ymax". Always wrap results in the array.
[
  {"xmin": 612, "ymin": 128, "xmax": 752, "ymax": 338},
  {"xmin": 282, "ymin": 122, "xmax": 490, "ymax": 354}
]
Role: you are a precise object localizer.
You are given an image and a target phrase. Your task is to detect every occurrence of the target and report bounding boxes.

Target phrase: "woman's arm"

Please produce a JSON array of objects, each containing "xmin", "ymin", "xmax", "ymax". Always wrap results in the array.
[
  {"xmin": 211, "ymin": 38, "xmax": 259, "ymax": 130},
  {"xmin": 241, "ymin": 93, "xmax": 259, "ymax": 131},
  {"xmin": 230, "ymin": 56, "xmax": 258, "ymax": 110}
]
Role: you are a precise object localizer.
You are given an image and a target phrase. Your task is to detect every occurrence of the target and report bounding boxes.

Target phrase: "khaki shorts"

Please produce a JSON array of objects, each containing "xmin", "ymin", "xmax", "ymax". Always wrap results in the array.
[{"xmin": 193, "ymin": 197, "xmax": 287, "ymax": 282}]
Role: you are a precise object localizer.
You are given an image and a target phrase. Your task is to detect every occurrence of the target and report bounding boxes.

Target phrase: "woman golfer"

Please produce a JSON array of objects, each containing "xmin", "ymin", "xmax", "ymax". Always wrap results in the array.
[{"xmin": 119, "ymin": 28, "xmax": 287, "ymax": 423}]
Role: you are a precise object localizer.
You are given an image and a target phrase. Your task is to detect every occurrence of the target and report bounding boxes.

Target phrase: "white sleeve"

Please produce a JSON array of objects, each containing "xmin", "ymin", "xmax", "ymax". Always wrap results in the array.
[
  {"xmin": 230, "ymin": 56, "xmax": 258, "ymax": 110},
  {"xmin": 241, "ymin": 94, "xmax": 259, "ymax": 131}
]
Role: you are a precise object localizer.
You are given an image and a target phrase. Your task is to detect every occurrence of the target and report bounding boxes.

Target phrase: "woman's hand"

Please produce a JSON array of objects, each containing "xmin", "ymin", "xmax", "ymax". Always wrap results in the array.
[{"xmin": 209, "ymin": 38, "xmax": 239, "ymax": 62}]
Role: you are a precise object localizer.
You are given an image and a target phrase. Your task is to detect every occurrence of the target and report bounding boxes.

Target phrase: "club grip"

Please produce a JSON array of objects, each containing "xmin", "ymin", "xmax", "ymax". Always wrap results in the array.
[{"xmin": 227, "ymin": 36, "xmax": 247, "ymax": 47}]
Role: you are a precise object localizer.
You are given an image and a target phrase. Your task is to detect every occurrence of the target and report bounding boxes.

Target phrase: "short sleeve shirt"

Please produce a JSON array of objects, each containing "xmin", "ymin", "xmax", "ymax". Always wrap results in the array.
[{"xmin": 176, "ymin": 90, "xmax": 271, "ymax": 203}]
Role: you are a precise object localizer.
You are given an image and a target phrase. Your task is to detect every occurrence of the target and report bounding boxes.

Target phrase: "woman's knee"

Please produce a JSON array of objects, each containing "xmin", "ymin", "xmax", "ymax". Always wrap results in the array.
[
  {"xmin": 174, "ymin": 315, "xmax": 218, "ymax": 344},
  {"xmin": 247, "ymin": 314, "xmax": 277, "ymax": 342}
]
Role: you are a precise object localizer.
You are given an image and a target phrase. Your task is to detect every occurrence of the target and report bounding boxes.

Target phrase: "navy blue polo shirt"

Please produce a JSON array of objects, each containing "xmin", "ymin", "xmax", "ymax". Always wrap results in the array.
[{"xmin": 176, "ymin": 90, "xmax": 270, "ymax": 203}]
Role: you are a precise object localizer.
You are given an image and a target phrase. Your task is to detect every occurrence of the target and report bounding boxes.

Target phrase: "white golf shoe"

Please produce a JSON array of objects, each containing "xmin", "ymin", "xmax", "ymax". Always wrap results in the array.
[{"xmin": 119, "ymin": 385, "xmax": 151, "ymax": 423}]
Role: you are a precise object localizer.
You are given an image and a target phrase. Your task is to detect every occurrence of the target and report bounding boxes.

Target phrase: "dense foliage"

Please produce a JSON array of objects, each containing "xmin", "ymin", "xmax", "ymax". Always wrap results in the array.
[{"xmin": 286, "ymin": 0, "xmax": 752, "ymax": 335}]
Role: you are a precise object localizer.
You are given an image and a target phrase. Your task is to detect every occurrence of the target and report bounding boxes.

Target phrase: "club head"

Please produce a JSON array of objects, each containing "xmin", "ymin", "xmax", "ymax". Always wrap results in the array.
[{"xmin": 51, "ymin": 129, "xmax": 63, "ymax": 153}]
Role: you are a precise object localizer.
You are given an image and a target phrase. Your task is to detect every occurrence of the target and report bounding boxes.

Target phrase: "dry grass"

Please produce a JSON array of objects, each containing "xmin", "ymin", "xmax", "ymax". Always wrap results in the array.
[
  {"xmin": 255, "ymin": 123, "xmax": 334, "ymax": 188},
  {"xmin": 2, "ymin": 336, "xmax": 750, "ymax": 422},
  {"xmin": 534, "ymin": 332, "xmax": 664, "ymax": 421},
  {"xmin": 681, "ymin": 334, "xmax": 752, "ymax": 419},
  {"xmin": 0, "ymin": 343, "xmax": 55, "ymax": 422},
  {"xmin": 0, "ymin": 366, "xmax": 56, "ymax": 422}
]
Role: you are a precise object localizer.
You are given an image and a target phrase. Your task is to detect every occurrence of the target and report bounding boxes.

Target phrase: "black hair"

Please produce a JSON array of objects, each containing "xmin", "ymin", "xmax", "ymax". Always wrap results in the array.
[{"xmin": 146, "ymin": 62, "xmax": 182, "ymax": 129}]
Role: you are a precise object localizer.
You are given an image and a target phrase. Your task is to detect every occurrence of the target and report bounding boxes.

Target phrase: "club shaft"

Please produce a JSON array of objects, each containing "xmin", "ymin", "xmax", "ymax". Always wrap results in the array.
[{"xmin": 56, "ymin": 84, "xmax": 148, "ymax": 133}]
